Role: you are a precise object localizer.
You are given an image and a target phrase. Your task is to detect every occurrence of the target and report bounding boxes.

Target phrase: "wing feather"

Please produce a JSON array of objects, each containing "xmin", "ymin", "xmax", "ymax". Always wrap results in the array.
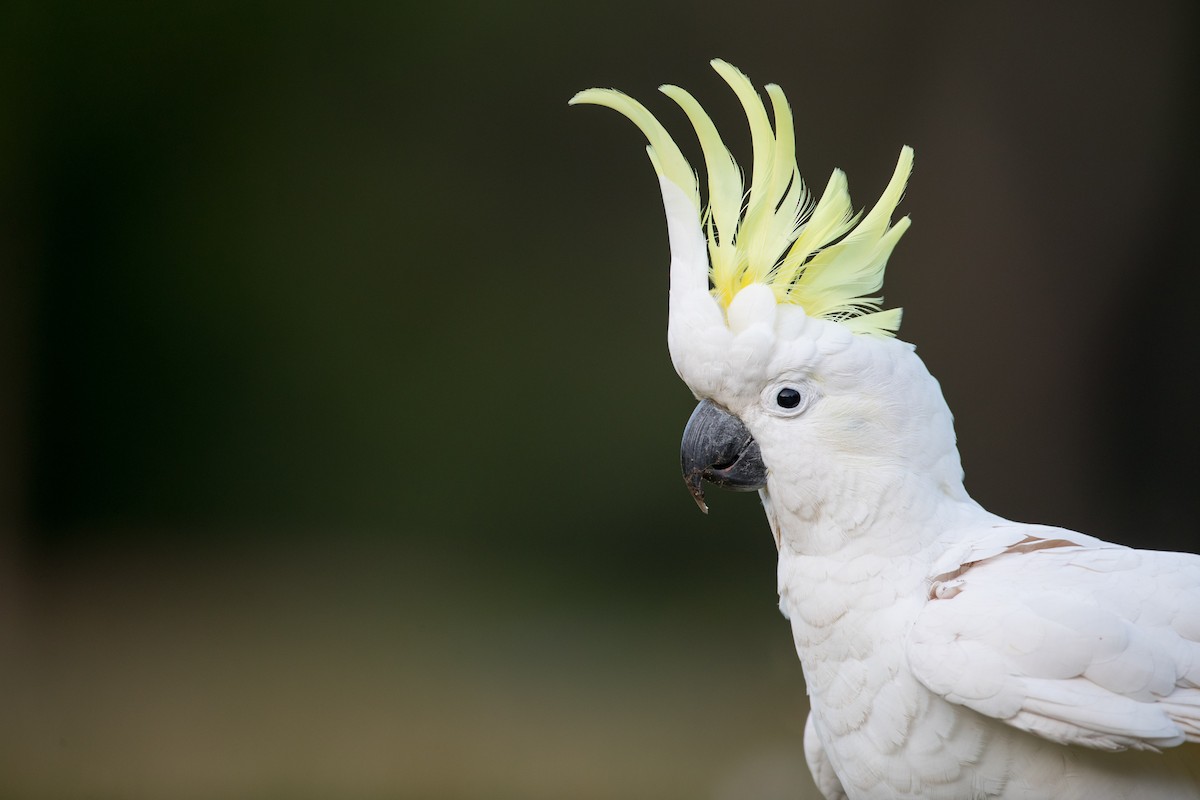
[{"xmin": 908, "ymin": 526, "xmax": 1200, "ymax": 752}]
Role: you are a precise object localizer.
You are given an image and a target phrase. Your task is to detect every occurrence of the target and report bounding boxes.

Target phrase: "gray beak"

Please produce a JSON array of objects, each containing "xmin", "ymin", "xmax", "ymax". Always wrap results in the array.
[{"xmin": 680, "ymin": 399, "xmax": 768, "ymax": 513}]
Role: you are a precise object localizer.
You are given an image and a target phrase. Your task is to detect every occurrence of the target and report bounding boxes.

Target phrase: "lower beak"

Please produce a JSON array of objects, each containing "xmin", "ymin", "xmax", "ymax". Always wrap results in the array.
[{"xmin": 680, "ymin": 399, "xmax": 768, "ymax": 513}]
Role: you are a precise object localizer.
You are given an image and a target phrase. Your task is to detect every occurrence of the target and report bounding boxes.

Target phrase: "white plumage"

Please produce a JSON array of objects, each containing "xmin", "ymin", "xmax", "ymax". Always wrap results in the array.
[{"xmin": 573, "ymin": 61, "xmax": 1200, "ymax": 798}]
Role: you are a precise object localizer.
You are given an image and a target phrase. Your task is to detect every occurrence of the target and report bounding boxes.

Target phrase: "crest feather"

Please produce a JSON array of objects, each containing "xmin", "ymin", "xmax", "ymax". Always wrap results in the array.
[
  {"xmin": 573, "ymin": 61, "xmax": 913, "ymax": 337},
  {"xmin": 567, "ymin": 88, "xmax": 700, "ymax": 215}
]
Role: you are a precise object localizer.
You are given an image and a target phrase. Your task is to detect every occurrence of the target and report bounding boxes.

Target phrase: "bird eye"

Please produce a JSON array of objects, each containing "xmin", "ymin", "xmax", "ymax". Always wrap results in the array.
[{"xmin": 776, "ymin": 387, "xmax": 802, "ymax": 409}]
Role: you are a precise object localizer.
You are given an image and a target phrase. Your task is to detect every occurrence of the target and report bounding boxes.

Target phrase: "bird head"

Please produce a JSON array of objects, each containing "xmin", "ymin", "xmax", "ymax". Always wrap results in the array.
[{"xmin": 572, "ymin": 61, "xmax": 963, "ymax": 536}]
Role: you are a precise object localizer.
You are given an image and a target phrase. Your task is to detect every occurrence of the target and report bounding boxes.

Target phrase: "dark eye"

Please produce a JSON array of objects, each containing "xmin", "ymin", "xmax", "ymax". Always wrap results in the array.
[{"xmin": 776, "ymin": 387, "xmax": 802, "ymax": 409}]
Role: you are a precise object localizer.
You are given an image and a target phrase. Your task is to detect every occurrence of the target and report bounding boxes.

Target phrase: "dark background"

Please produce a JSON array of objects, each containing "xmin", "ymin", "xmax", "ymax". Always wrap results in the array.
[{"xmin": 1, "ymin": 2, "xmax": 1197, "ymax": 798}]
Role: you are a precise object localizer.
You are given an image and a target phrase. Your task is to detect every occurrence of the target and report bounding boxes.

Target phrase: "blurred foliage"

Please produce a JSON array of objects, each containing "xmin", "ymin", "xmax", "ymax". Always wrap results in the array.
[
  {"xmin": 0, "ymin": 1, "xmax": 1197, "ymax": 797},
  {"xmin": 4, "ymin": 1, "xmax": 699, "ymax": 544}
]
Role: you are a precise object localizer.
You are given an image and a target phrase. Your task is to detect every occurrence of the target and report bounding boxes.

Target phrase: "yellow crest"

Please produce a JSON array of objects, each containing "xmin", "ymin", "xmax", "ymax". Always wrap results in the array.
[{"xmin": 571, "ymin": 60, "xmax": 913, "ymax": 337}]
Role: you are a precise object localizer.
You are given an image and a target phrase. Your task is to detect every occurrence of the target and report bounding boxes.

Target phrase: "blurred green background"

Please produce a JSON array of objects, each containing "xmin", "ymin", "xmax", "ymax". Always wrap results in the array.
[{"xmin": 1, "ymin": 2, "xmax": 1197, "ymax": 798}]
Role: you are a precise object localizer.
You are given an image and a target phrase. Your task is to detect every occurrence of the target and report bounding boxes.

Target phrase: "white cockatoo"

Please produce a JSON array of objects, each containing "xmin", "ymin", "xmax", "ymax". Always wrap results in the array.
[{"xmin": 572, "ymin": 61, "xmax": 1200, "ymax": 799}]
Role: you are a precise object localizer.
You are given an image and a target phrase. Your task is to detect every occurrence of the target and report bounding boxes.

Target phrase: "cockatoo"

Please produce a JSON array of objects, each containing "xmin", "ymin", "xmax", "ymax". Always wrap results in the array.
[{"xmin": 571, "ymin": 61, "xmax": 1200, "ymax": 799}]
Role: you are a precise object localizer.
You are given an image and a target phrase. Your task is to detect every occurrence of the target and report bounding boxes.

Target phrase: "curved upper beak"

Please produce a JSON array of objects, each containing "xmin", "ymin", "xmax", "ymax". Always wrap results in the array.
[{"xmin": 680, "ymin": 399, "xmax": 768, "ymax": 513}]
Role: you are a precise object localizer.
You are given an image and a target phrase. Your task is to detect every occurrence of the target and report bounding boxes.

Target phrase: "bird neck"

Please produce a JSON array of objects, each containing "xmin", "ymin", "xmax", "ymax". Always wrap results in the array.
[{"xmin": 761, "ymin": 459, "xmax": 985, "ymax": 560}]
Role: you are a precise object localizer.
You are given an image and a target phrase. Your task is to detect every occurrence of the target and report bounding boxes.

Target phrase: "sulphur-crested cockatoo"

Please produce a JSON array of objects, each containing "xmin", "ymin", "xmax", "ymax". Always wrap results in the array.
[{"xmin": 571, "ymin": 61, "xmax": 1200, "ymax": 799}]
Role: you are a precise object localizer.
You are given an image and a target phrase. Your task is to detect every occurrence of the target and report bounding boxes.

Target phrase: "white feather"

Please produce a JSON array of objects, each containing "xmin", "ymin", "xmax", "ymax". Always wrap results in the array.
[{"xmin": 576, "ymin": 61, "xmax": 1200, "ymax": 799}]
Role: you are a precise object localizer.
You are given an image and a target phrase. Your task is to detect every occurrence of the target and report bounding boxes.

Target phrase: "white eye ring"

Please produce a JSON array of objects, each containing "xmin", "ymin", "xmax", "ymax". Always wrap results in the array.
[{"xmin": 762, "ymin": 382, "xmax": 812, "ymax": 417}]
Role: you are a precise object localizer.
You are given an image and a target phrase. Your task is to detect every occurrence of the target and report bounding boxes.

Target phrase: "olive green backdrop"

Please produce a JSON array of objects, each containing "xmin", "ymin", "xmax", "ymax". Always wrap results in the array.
[{"xmin": 0, "ymin": 2, "xmax": 1197, "ymax": 798}]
